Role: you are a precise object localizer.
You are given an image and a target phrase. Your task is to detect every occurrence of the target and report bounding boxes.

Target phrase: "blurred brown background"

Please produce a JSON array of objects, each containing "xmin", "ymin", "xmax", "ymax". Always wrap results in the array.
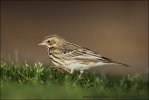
[{"xmin": 1, "ymin": 1, "xmax": 148, "ymax": 74}]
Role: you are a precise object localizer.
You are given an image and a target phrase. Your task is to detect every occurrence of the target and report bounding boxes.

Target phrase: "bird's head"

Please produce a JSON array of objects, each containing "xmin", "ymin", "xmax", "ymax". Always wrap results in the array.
[{"xmin": 38, "ymin": 34, "xmax": 66, "ymax": 49}]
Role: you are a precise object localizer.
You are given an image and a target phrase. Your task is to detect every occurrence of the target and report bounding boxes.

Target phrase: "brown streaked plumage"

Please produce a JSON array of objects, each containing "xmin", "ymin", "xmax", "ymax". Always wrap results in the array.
[{"xmin": 38, "ymin": 34, "xmax": 129, "ymax": 77}]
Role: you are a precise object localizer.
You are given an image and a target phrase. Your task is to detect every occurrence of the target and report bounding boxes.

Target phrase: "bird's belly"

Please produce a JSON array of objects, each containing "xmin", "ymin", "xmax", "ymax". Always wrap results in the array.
[
  {"xmin": 49, "ymin": 55, "xmax": 109, "ymax": 71},
  {"xmin": 64, "ymin": 61, "xmax": 105, "ymax": 71}
]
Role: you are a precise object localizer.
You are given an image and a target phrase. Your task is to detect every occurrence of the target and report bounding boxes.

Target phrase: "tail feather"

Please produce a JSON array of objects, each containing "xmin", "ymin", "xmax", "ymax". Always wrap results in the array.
[
  {"xmin": 100, "ymin": 56, "xmax": 130, "ymax": 67},
  {"xmin": 112, "ymin": 61, "xmax": 130, "ymax": 67}
]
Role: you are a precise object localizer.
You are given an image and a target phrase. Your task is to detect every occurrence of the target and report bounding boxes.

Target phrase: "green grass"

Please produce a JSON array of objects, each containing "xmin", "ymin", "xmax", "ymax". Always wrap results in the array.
[{"xmin": 0, "ymin": 59, "xmax": 148, "ymax": 99}]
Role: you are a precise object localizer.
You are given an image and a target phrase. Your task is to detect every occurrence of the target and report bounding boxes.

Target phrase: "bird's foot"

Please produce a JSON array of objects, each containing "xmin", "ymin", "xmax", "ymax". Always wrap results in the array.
[
  {"xmin": 73, "ymin": 71, "xmax": 84, "ymax": 86},
  {"xmin": 52, "ymin": 67, "xmax": 65, "ymax": 72}
]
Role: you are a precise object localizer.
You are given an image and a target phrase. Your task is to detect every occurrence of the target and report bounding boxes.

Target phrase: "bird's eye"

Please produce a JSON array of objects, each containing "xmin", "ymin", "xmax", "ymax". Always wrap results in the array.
[
  {"xmin": 47, "ymin": 40, "xmax": 50, "ymax": 43},
  {"xmin": 46, "ymin": 39, "xmax": 56, "ymax": 45}
]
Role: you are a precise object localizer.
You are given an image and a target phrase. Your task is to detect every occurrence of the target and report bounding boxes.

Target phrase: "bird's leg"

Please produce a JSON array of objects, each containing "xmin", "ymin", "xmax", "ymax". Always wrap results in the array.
[
  {"xmin": 51, "ymin": 66, "xmax": 58, "ymax": 70},
  {"xmin": 79, "ymin": 71, "xmax": 84, "ymax": 78},
  {"xmin": 63, "ymin": 68, "xmax": 72, "ymax": 74},
  {"xmin": 52, "ymin": 66, "xmax": 65, "ymax": 72},
  {"xmin": 70, "ymin": 69, "xmax": 74, "ymax": 74},
  {"xmin": 54, "ymin": 66, "xmax": 74, "ymax": 74},
  {"xmin": 73, "ymin": 70, "xmax": 84, "ymax": 86},
  {"xmin": 57, "ymin": 67, "xmax": 65, "ymax": 72},
  {"xmin": 56, "ymin": 66, "xmax": 71, "ymax": 73}
]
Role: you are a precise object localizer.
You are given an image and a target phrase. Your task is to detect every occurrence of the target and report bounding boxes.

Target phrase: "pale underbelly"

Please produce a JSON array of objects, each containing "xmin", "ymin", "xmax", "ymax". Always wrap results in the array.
[{"xmin": 63, "ymin": 61, "xmax": 109, "ymax": 71}]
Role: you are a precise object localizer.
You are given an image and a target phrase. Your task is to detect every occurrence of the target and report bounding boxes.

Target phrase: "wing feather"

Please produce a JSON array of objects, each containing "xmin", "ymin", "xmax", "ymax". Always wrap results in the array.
[{"xmin": 61, "ymin": 42, "xmax": 102, "ymax": 61}]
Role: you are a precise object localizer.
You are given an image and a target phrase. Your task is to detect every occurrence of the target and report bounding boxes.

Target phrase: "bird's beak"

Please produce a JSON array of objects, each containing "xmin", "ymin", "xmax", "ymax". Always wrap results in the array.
[{"xmin": 38, "ymin": 42, "xmax": 45, "ymax": 46}]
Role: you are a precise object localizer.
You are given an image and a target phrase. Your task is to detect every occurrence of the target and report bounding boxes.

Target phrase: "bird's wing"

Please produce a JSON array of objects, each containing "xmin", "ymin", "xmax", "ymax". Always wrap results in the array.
[
  {"xmin": 70, "ymin": 48, "xmax": 111, "ymax": 61},
  {"xmin": 62, "ymin": 43, "xmax": 102, "ymax": 61},
  {"xmin": 64, "ymin": 49, "xmax": 129, "ymax": 67},
  {"xmin": 61, "ymin": 42, "xmax": 129, "ymax": 67},
  {"xmin": 62, "ymin": 42, "xmax": 100, "ymax": 56}
]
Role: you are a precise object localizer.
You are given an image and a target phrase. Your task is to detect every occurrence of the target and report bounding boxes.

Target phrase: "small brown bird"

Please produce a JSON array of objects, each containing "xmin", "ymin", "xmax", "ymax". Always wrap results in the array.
[{"xmin": 38, "ymin": 34, "xmax": 129, "ymax": 77}]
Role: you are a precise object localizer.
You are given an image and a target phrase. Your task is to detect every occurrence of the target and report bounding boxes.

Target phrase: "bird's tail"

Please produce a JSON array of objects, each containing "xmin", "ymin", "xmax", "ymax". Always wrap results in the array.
[
  {"xmin": 111, "ymin": 61, "xmax": 130, "ymax": 67},
  {"xmin": 100, "ymin": 56, "xmax": 130, "ymax": 67}
]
